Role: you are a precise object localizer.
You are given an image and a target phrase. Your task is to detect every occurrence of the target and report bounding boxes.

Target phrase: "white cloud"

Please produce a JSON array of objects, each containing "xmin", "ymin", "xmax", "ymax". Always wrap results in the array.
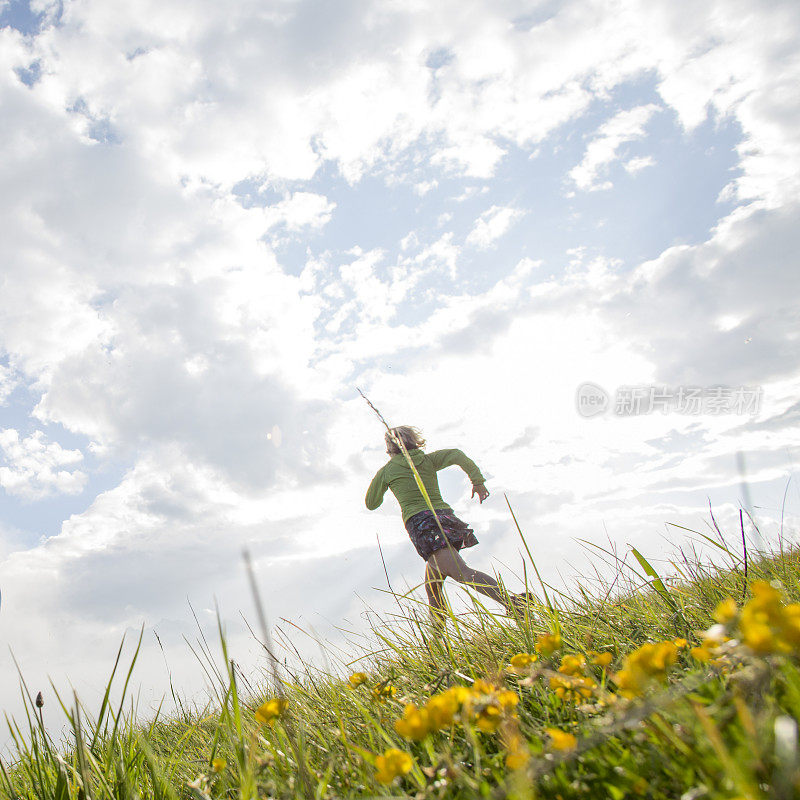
[
  {"xmin": 603, "ymin": 201, "xmax": 800, "ymax": 387},
  {"xmin": 569, "ymin": 104, "xmax": 660, "ymax": 191},
  {"xmin": 413, "ymin": 179, "xmax": 438, "ymax": 196},
  {"xmin": 0, "ymin": 363, "xmax": 15, "ymax": 404},
  {"xmin": 0, "ymin": 429, "xmax": 86, "ymax": 499},
  {"xmin": 6, "ymin": 0, "xmax": 794, "ymax": 204},
  {"xmin": 263, "ymin": 191, "xmax": 336, "ymax": 233},
  {"xmin": 465, "ymin": 205, "xmax": 525, "ymax": 249},
  {"xmin": 624, "ymin": 155, "xmax": 655, "ymax": 174},
  {"xmin": 431, "ymin": 135, "xmax": 507, "ymax": 178},
  {"xmin": 403, "ymin": 232, "xmax": 461, "ymax": 280}
]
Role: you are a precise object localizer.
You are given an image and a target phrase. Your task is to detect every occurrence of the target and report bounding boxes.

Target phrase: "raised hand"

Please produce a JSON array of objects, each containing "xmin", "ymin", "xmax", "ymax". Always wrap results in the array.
[{"xmin": 471, "ymin": 483, "xmax": 489, "ymax": 503}]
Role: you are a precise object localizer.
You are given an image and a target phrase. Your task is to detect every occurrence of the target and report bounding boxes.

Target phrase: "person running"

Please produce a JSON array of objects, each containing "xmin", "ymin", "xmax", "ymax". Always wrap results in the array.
[{"xmin": 365, "ymin": 425, "xmax": 526, "ymax": 624}]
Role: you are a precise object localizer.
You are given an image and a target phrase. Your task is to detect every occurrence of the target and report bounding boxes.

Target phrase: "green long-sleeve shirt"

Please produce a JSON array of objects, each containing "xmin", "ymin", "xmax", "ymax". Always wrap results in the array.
[{"xmin": 365, "ymin": 448, "xmax": 486, "ymax": 523}]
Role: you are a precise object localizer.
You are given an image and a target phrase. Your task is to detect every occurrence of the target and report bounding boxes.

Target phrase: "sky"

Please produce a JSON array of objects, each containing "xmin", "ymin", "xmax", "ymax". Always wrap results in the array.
[{"xmin": 1, "ymin": 0, "xmax": 799, "ymax": 746}]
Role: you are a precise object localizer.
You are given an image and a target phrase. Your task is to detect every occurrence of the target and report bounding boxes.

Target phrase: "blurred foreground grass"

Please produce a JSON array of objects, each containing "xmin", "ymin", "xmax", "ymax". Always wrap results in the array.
[{"xmin": 2, "ymin": 513, "xmax": 799, "ymax": 799}]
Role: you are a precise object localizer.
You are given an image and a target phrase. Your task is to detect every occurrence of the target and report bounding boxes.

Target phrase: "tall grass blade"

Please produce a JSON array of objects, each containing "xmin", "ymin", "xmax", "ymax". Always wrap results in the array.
[{"xmin": 630, "ymin": 546, "xmax": 686, "ymax": 632}]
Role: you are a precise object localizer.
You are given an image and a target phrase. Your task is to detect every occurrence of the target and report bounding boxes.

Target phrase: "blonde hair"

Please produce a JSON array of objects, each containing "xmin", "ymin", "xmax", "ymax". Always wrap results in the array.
[{"xmin": 385, "ymin": 425, "xmax": 426, "ymax": 454}]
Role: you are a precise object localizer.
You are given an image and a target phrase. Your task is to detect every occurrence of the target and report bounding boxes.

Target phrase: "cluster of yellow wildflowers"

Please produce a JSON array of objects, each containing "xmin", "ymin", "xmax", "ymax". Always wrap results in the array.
[
  {"xmin": 368, "ymin": 583, "xmax": 800, "ymax": 787},
  {"xmin": 426, "ymin": 686, "xmax": 470, "ymax": 729},
  {"xmin": 394, "ymin": 680, "xmax": 519, "ymax": 741},
  {"xmin": 613, "ymin": 641, "xmax": 680, "ymax": 698},
  {"xmin": 508, "ymin": 644, "xmax": 614, "ymax": 709},
  {"xmin": 505, "ymin": 633, "xmax": 561, "ymax": 677},
  {"xmin": 254, "ymin": 698, "xmax": 288, "ymax": 725},
  {"xmin": 550, "ymin": 654, "xmax": 598, "ymax": 703},
  {"xmin": 739, "ymin": 581, "xmax": 800, "ymax": 654},
  {"xmin": 346, "ymin": 672, "xmax": 399, "ymax": 701},
  {"xmin": 374, "ymin": 748, "xmax": 413, "ymax": 785},
  {"xmin": 464, "ymin": 679, "xmax": 520, "ymax": 733},
  {"xmin": 371, "ymin": 682, "xmax": 398, "ymax": 702},
  {"xmin": 686, "ymin": 598, "xmax": 738, "ymax": 663},
  {"xmin": 691, "ymin": 582, "xmax": 800, "ymax": 664},
  {"xmin": 380, "ymin": 680, "xmax": 522, "ymax": 784}
]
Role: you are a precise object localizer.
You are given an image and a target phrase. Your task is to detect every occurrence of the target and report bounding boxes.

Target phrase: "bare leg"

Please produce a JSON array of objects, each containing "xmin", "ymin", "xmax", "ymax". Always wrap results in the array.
[
  {"xmin": 426, "ymin": 547, "xmax": 513, "ymax": 612},
  {"xmin": 424, "ymin": 560, "xmax": 448, "ymax": 626}
]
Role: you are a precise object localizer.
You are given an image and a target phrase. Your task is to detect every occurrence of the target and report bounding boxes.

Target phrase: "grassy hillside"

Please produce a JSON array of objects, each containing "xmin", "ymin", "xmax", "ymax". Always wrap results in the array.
[{"xmin": 2, "ymin": 517, "xmax": 800, "ymax": 799}]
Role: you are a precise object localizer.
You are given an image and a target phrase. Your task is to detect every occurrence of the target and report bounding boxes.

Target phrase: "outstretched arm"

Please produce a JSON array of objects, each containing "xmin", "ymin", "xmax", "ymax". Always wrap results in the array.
[
  {"xmin": 429, "ymin": 448, "xmax": 489, "ymax": 502},
  {"xmin": 365, "ymin": 466, "xmax": 389, "ymax": 510}
]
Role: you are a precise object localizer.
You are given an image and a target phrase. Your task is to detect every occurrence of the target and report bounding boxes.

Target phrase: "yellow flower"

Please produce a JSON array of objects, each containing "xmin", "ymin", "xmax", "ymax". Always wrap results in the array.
[
  {"xmin": 750, "ymin": 580, "xmax": 782, "ymax": 606},
  {"xmin": 672, "ymin": 638, "xmax": 688, "ymax": 649},
  {"xmin": 505, "ymin": 733, "xmax": 530, "ymax": 770},
  {"xmin": 474, "ymin": 704, "xmax": 502, "ymax": 732},
  {"xmin": 471, "ymin": 679, "xmax": 497, "ymax": 695},
  {"xmin": 371, "ymin": 683, "xmax": 397, "ymax": 702},
  {"xmin": 546, "ymin": 728, "xmax": 577, "ymax": 752},
  {"xmin": 211, "ymin": 757, "xmax": 226, "ymax": 774},
  {"xmin": 374, "ymin": 748, "xmax": 413, "ymax": 785},
  {"xmin": 497, "ymin": 690, "xmax": 519, "ymax": 710},
  {"xmin": 460, "ymin": 682, "xmax": 519, "ymax": 732},
  {"xmin": 613, "ymin": 641, "xmax": 678, "ymax": 698},
  {"xmin": 536, "ymin": 633, "xmax": 562, "ymax": 657},
  {"xmin": 426, "ymin": 687, "xmax": 467, "ymax": 730},
  {"xmin": 613, "ymin": 668, "xmax": 644, "ymax": 697},
  {"xmin": 558, "ymin": 654, "xmax": 586, "ymax": 676},
  {"xmin": 255, "ymin": 698, "xmax": 288, "ymax": 725},
  {"xmin": 549, "ymin": 674, "xmax": 596, "ymax": 703},
  {"xmin": 348, "ymin": 672, "xmax": 368, "ymax": 688},
  {"xmin": 738, "ymin": 581, "xmax": 800, "ymax": 654},
  {"xmin": 782, "ymin": 604, "xmax": 800, "ymax": 648},
  {"xmin": 740, "ymin": 620, "xmax": 775, "ymax": 653},
  {"xmin": 447, "ymin": 685, "xmax": 472, "ymax": 704},
  {"xmin": 690, "ymin": 645, "xmax": 713, "ymax": 662},
  {"xmin": 394, "ymin": 703, "xmax": 430, "ymax": 741},
  {"xmin": 426, "ymin": 695, "xmax": 457, "ymax": 729},
  {"xmin": 589, "ymin": 651, "xmax": 613, "ymax": 668},
  {"xmin": 713, "ymin": 597, "xmax": 738, "ymax": 624},
  {"xmin": 630, "ymin": 641, "xmax": 678, "ymax": 674},
  {"xmin": 509, "ymin": 652, "xmax": 538, "ymax": 672}
]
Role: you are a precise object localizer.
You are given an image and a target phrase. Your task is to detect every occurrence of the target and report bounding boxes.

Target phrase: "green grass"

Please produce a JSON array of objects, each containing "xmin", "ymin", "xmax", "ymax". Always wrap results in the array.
[{"xmin": 2, "ymin": 513, "xmax": 799, "ymax": 800}]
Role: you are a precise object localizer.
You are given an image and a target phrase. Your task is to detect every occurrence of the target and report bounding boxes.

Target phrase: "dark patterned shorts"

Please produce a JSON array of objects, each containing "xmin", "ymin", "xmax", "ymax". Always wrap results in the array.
[{"xmin": 404, "ymin": 509, "xmax": 479, "ymax": 561}]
